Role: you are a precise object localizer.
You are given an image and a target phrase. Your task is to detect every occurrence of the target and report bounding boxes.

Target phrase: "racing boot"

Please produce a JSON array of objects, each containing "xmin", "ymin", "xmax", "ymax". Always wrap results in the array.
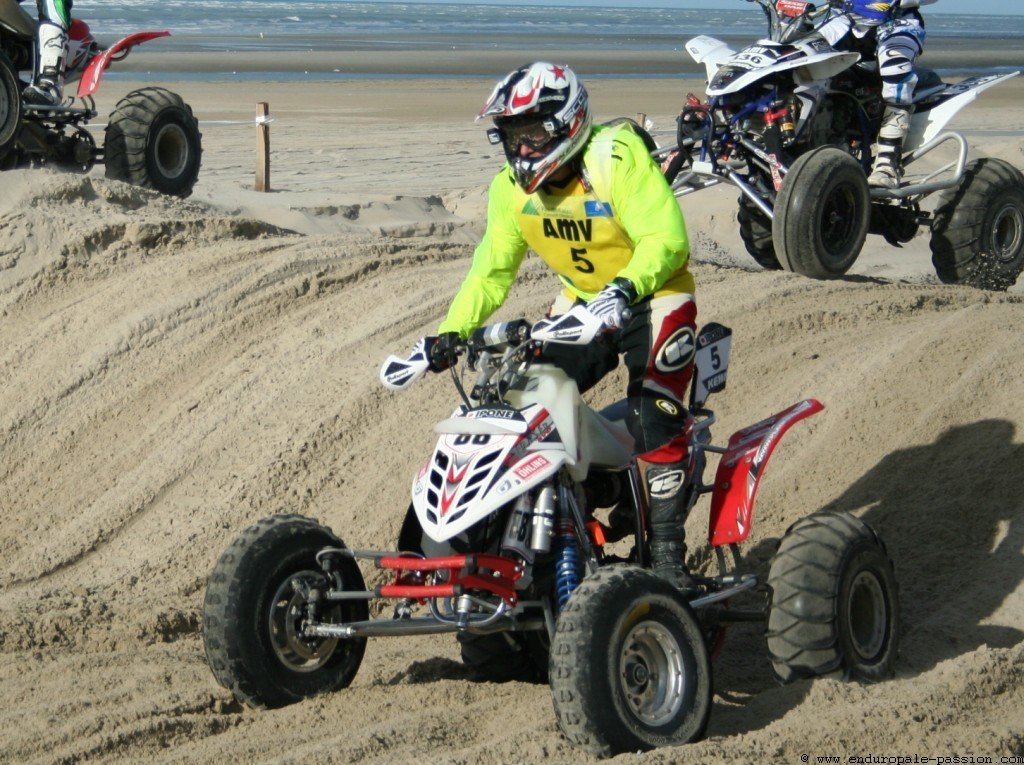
[
  {"xmin": 644, "ymin": 460, "xmax": 698, "ymax": 597},
  {"xmin": 868, "ymin": 105, "xmax": 911, "ymax": 189},
  {"xmin": 23, "ymin": 22, "xmax": 68, "ymax": 106}
]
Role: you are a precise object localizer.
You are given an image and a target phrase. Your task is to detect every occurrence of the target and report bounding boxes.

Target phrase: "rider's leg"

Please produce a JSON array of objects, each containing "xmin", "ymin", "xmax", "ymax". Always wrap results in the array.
[
  {"xmin": 24, "ymin": 0, "xmax": 71, "ymax": 106},
  {"xmin": 869, "ymin": 104, "xmax": 912, "ymax": 188},
  {"xmin": 869, "ymin": 18, "xmax": 925, "ymax": 188},
  {"xmin": 622, "ymin": 293, "xmax": 698, "ymax": 593},
  {"xmin": 638, "ymin": 456, "xmax": 694, "ymax": 592},
  {"xmin": 537, "ymin": 293, "xmax": 620, "ymax": 392}
]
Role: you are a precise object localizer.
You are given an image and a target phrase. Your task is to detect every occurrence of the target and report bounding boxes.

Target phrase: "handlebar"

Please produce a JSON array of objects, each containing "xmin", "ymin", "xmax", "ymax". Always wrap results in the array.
[
  {"xmin": 467, "ymin": 319, "xmax": 531, "ymax": 355},
  {"xmin": 379, "ymin": 305, "xmax": 608, "ymax": 396}
]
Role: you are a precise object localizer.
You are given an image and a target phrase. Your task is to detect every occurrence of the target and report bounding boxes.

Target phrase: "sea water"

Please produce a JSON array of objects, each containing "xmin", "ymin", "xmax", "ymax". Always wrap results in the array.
[{"xmin": 69, "ymin": 0, "xmax": 1024, "ymax": 78}]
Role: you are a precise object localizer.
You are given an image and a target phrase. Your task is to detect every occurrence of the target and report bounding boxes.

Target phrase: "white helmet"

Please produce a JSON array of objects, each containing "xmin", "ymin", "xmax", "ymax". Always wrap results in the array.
[{"xmin": 478, "ymin": 62, "xmax": 592, "ymax": 193}]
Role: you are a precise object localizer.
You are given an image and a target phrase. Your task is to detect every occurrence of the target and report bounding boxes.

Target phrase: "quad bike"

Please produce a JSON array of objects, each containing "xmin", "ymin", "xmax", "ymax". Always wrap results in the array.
[
  {"xmin": 654, "ymin": 0, "xmax": 1024, "ymax": 290},
  {"xmin": 202, "ymin": 306, "xmax": 900, "ymax": 757},
  {"xmin": 0, "ymin": 0, "xmax": 201, "ymax": 196}
]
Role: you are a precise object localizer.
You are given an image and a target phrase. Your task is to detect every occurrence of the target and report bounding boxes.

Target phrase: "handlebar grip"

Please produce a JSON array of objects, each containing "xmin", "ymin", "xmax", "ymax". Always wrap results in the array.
[{"xmin": 469, "ymin": 319, "xmax": 531, "ymax": 351}]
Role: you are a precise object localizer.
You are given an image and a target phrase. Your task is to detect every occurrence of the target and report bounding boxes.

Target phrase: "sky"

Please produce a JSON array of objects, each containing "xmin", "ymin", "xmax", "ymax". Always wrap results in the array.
[{"xmin": 371, "ymin": 0, "xmax": 1024, "ymax": 13}]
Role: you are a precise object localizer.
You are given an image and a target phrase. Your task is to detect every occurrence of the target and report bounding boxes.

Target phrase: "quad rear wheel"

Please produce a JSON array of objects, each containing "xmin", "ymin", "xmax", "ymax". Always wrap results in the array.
[
  {"xmin": 738, "ymin": 195, "xmax": 782, "ymax": 270},
  {"xmin": 202, "ymin": 514, "xmax": 368, "ymax": 709},
  {"xmin": 105, "ymin": 86, "xmax": 202, "ymax": 197},
  {"xmin": 458, "ymin": 631, "xmax": 548, "ymax": 683},
  {"xmin": 766, "ymin": 511, "xmax": 899, "ymax": 683},
  {"xmin": 773, "ymin": 147, "xmax": 870, "ymax": 278},
  {"xmin": 930, "ymin": 158, "xmax": 1024, "ymax": 291},
  {"xmin": 0, "ymin": 52, "xmax": 22, "ymax": 163},
  {"xmin": 549, "ymin": 566, "xmax": 712, "ymax": 757}
]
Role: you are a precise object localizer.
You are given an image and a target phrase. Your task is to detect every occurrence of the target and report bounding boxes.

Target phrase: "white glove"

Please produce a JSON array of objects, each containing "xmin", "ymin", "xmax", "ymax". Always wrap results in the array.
[{"xmin": 586, "ymin": 282, "xmax": 632, "ymax": 330}]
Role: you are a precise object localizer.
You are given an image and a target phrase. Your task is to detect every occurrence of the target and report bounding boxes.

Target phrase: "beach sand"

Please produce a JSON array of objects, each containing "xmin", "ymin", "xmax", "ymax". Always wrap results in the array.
[{"xmin": 1, "ymin": 57, "xmax": 1023, "ymax": 764}]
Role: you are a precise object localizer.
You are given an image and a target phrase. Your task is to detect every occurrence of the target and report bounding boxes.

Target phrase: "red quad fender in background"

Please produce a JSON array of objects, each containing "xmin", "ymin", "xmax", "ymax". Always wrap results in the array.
[
  {"xmin": 708, "ymin": 398, "xmax": 824, "ymax": 546},
  {"xmin": 77, "ymin": 31, "xmax": 171, "ymax": 98}
]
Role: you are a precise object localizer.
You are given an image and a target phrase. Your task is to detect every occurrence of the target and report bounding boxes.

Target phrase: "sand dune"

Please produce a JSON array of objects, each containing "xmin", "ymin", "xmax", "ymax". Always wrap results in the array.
[{"xmin": 0, "ymin": 76, "xmax": 1022, "ymax": 763}]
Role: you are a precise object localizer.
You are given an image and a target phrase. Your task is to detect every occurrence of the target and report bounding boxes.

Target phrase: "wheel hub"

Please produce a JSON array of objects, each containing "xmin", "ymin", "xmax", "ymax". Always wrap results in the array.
[
  {"xmin": 990, "ymin": 203, "xmax": 1024, "ymax": 262},
  {"xmin": 630, "ymin": 663, "xmax": 650, "ymax": 684},
  {"xmin": 821, "ymin": 185, "xmax": 858, "ymax": 257},
  {"xmin": 619, "ymin": 622, "xmax": 687, "ymax": 726},
  {"xmin": 268, "ymin": 570, "xmax": 338, "ymax": 672},
  {"xmin": 153, "ymin": 122, "xmax": 189, "ymax": 178},
  {"xmin": 847, "ymin": 570, "xmax": 888, "ymax": 661}
]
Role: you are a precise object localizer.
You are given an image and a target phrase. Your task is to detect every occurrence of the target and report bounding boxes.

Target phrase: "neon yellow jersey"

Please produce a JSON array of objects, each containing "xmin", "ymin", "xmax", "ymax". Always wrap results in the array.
[{"xmin": 438, "ymin": 124, "xmax": 693, "ymax": 338}]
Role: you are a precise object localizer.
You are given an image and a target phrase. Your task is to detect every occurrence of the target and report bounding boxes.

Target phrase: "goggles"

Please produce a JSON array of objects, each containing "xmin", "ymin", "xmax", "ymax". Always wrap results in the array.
[{"xmin": 488, "ymin": 116, "xmax": 562, "ymax": 151}]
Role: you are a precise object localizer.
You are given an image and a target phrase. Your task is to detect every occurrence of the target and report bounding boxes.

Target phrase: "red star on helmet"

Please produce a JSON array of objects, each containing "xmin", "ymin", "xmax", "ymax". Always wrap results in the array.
[{"xmin": 549, "ymin": 65, "xmax": 566, "ymax": 80}]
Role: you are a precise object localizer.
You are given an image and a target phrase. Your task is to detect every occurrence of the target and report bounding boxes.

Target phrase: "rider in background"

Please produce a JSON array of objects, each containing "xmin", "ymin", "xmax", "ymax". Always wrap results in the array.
[
  {"xmin": 425, "ymin": 62, "xmax": 700, "ymax": 593},
  {"xmin": 23, "ymin": 0, "xmax": 71, "ymax": 105},
  {"xmin": 815, "ymin": 0, "xmax": 934, "ymax": 188}
]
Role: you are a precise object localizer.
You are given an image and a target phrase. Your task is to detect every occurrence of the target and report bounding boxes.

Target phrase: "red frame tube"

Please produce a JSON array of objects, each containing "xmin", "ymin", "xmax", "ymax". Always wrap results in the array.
[{"xmin": 375, "ymin": 553, "xmax": 523, "ymax": 606}]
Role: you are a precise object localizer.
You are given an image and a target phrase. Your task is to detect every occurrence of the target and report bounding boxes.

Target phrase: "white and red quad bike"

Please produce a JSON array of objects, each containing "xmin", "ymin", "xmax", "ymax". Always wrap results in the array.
[
  {"xmin": 202, "ymin": 307, "xmax": 900, "ymax": 758},
  {"xmin": 0, "ymin": 0, "xmax": 201, "ymax": 196}
]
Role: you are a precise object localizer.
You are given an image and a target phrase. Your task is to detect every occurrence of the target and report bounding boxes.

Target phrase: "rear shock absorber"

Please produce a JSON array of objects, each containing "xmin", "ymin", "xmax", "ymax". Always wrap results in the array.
[{"xmin": 554, "ymin": 518, "xmax": 583, "ymax": 611}]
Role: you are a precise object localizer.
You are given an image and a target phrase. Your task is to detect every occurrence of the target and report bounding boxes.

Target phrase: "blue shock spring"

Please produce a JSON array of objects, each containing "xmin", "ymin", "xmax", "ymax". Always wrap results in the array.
[{"xmin": 554, "ymin": 528, "xmax": 583, "ymax": 611}]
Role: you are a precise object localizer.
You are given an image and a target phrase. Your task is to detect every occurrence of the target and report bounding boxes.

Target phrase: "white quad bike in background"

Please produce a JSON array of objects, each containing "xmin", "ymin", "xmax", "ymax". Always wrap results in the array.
[
  {"xmin": 653, "ymin": 0, "xmax": 1024, "ymax": 290},
  {"xmin": 202, "ymin": 306, "xmax": 900, "ymax": 757},
  {"xmin": 0, "ymin": 0, "xmax": 201, "ymax": 196}
]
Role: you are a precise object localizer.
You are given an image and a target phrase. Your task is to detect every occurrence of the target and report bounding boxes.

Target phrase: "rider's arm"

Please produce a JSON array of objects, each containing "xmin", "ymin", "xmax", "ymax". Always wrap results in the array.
[
  {"xmin": 438, "ymin": 170, "xmax": 528, "ymax": 338},
  {"xmin": 609, "ymin": 130, "xmax": 690, "ymax": 299}
]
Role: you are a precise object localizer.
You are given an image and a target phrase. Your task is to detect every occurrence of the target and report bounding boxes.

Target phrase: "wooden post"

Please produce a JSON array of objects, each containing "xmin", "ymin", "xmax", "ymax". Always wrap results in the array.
[{"xmin": 256, "ymin": 102, "xmax": 270, "ymax": 192}]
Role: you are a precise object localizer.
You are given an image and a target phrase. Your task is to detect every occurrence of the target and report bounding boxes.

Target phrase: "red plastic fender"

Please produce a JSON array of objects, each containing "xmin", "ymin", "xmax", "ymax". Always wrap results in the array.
[
  {"xmin": 77, "ymin": 31, "xmax": 171, "ymax": 98},
  {"xmin": 707, "ymin": 398, "xmax": 824, "ymax": 546}
]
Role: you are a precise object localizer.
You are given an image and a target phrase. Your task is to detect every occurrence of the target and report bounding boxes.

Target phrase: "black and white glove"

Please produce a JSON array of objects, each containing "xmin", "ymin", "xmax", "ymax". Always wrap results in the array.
[
  {"xmin": 426, "ymin": 332, "xmax": 462, "ymax": 372},
  {"xmin": 586, "ymin": 279, "xmax": 637, "ymax": 331}
]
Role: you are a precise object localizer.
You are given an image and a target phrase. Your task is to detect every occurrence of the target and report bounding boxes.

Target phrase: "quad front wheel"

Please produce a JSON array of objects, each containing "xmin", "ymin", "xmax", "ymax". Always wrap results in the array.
[
  {"xmin": 930, "ymin": 157, "xmax": 1024, "ymax": 291},
  {"xmin": 773, "ymin": 147, "xmax": 870, "ymax": 278},
  {"xmin": 766, "ymin": 511, "xmax": 899, "ymax": 683},
  {"xmin": 105, "ymin": 86, "xmax": 202, "ymax": 197},
  {"xmin": 549, "ymin": 566, "xmax": 712, "ymax": 757},
  {"xmin": 202, "ymin": 514, "xmax": 368, "ymax": 709}
]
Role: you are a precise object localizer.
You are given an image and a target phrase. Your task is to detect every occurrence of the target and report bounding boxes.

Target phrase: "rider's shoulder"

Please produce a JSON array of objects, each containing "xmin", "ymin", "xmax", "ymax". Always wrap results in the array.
[{"xmin": 587, "ymin": 122, "xmax": 650, "ymax": 164}]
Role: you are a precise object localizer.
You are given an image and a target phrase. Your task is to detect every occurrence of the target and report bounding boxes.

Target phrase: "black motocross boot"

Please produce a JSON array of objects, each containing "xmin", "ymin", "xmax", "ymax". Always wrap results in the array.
[{"xmin": 645, "ymin": 461, "xmax": 698, "ymax": 597}]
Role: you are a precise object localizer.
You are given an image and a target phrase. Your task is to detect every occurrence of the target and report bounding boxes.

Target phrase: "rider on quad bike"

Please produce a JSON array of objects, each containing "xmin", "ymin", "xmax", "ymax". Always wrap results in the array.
[
  {"xmin": 423, "ymin": 62, "xmax": 700, "ymax": 593},
  {"xmin": 812, "ymin": 0, "xmax": 936, "ymax": 188},
  {"xmin": 23, "ymin": 0, "xmax": 72, "ymax": 105}
]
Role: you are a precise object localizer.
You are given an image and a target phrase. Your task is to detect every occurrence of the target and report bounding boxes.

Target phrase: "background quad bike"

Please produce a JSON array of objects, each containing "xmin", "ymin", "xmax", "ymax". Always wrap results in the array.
[
  {"xmin": 201, "ymin": 506, "xmax": 899, "ymax": 758},
  {"xmin": 0, "ymin": 47, "xmax": 201, "ymax": 197},
  {"xmin": 668, "ymin": 89, "xmax": 1024, "ymax": 293}
]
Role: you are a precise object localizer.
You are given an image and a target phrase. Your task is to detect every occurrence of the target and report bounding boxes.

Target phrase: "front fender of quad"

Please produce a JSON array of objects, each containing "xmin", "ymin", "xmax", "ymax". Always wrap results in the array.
[
  {"xmin": 77, "ymin": 31, "xmax": 170, "ymax": 98},
  {"xmin": 707, "ymin": 398, "xmax": 824, "ymax": 546}
]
